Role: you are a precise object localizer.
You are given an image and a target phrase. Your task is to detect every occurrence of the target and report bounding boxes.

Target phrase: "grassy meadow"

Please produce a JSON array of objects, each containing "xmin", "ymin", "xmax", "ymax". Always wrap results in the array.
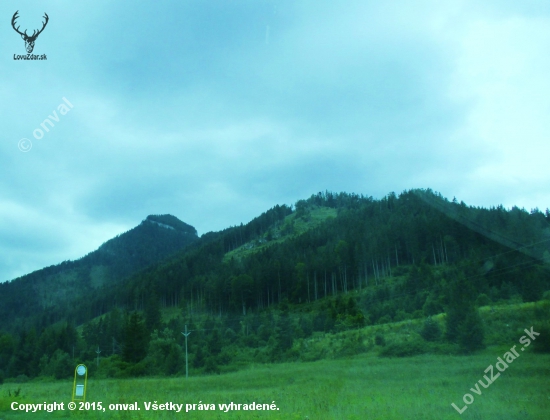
[{"xmin": 1, "ymin": 350, "xmax": 549, "ymax": 420}]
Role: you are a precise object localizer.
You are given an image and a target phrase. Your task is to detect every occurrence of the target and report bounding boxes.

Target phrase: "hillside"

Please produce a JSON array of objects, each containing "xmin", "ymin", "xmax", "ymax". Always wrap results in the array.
[
  {"xmin": 0, "ymin": 189, "xmax": 549, "ymax": 383},
  {"xmin": 223, "ymin": 206, "xmax": 337, "ymax": 262},
  {"xmin": 0, "ymin": 215, "xmax": 198, "ymax": 330}
]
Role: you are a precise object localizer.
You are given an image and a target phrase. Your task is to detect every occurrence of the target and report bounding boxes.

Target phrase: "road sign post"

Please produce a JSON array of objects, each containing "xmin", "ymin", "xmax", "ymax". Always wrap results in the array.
[{"xmin": 72, "ymin": 364, "xmax": 88, "ymax": 402}]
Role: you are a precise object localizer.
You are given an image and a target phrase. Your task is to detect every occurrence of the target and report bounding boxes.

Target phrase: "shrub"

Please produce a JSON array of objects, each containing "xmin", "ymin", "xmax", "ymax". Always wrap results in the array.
[
  {"xmin": 378, "ymin": 338, "xmax": 426, "ymax": 357},
  {"xmin": 394, "ymin": 310, "xmax": 410, "ymax": 322},
  {"xmin": 532, "ymin": 324, "xmax": 550, "ymax": 353},
  {"xmin": 374, "ymin": 333, "xmax": 386, "ymax": 346},
  {"xmin": 15, "ymin": 375, "xmax": 28, "ymax": 383},
  {"xmin": 97, "ymin": 355, "xmax": 130, "ymax": 378},
  {"xmin": 338, "ymin": 333, "xmax": 367, "ymax": 357},
  {"xmin": 423, "ymin": 294, "xmax": 443, "ymax": 316},
  {"xmin": 204, "ymin": 357, "xmax": 220, "ymax": 374},
  {"xmin": 420, "ymin": 317, "xmax": 441, "ymax": 342},
  {"xmin": 411, "ymin": 310, "xmax": 424, "ymax": 319},
  {"xmin": 127, "ymin": 360, "xmax": 148, "ymax": 377},
  {"xmin": 458, "ymin": 310, "xmax": 485, "ymax": 353},
  {"xmin": 475, "ymin": 294, "xmax": 491, "ymax": 307},
  {"xmin": 534, "ymin": 302, "xmax": 550, "ymax": 321}
]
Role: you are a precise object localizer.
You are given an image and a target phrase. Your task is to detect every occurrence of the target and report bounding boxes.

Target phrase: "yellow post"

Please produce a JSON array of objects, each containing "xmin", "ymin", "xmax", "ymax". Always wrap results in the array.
[{"xmin": 72, "ymin": 364, "xmax": 88, "ymax": 402}]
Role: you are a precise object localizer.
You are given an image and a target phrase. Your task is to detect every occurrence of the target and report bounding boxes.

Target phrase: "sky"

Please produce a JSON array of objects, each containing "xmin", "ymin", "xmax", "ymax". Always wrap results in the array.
[{"xmin": 1, "ymin": 0, "xmax": 550, "ymax": 282}]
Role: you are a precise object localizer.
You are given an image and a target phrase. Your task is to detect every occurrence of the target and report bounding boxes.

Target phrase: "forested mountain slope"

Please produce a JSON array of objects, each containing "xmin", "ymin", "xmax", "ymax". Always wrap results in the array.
[
  {"xmin": 96, "ymin": 189, "xmax": 549, "ymax": 318},
  {"xmin": 1, "ymin": 190, "xmax": 549, "ymax": 381},
  {"xmin": 0, "ymin": 215, "xmax": 198, "ymax": 330}
]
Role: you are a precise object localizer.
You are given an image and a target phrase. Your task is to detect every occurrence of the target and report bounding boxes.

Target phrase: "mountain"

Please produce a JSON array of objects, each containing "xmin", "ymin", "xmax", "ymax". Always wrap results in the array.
[
  {"xmin": 105, "ymin": 189, "xmax": 549, "ymax": 319},
  {"xmin": 1, "ymin": 190, "xmax": 549, "ymax": 382},
  {"xmin": 0, "ymin": 215, "xmax": 198, "ymax": 330}
]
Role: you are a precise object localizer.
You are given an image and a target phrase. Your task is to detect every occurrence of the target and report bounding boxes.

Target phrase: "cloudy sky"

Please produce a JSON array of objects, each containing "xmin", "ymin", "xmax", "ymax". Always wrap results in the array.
[{"xmin": 1, "ymin": 0, "xmax": 549, "ymax": 282}]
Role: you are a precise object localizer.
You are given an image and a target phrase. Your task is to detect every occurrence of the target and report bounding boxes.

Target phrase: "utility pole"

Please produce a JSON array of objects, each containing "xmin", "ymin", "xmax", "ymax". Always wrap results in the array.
[
  {"xmin": 182, "ymin": 325, "xmax": 191, "ymax": 379},
  {"xmin": 95, "ymin": 346, "xmax": 101, "ymax": 367}
]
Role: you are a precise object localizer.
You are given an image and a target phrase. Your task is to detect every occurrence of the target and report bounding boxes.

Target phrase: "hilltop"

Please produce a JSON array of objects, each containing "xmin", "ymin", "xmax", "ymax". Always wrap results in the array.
[
  {"xmin": 0, "ymin": 215, "xmax": 198, "ymax": 329},
  {"xmin": 0, "ymin": 189, "xmax": 549, "ymax": 382}
]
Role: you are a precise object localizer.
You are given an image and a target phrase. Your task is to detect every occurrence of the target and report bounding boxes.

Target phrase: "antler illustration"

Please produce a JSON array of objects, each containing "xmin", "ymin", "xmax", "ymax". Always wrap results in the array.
[
  {"xmin": 11, "ymin": 11, "xmax": 25, "ymax": 37},
  {"xmin": 12, "ymin": 11, "xmax": 49, "ymax": 54}
]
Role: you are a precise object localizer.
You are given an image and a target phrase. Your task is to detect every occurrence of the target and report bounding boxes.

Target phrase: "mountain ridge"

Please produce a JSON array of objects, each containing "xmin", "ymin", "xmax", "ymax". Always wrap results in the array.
[
  {"xmin": 1, "ymin": 189, "xmax": 549, "ymax": 382},
  {"xmin": 0, "ymin": 214, "xmax": 198, "ymax": 329},
  {"xmin": 1, "ymin": 189, "xmax": 549, "ymax": 334}
]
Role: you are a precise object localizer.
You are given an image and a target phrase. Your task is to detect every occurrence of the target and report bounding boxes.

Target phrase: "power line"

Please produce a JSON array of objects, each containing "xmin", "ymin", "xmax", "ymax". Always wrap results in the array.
[
  {"xmin": 181, "ymin": 325, "xmax": 191, "ymax": 379},
  {"xmin": 95, "ymin": 346, "xmax": 101, "ymax": 367}
]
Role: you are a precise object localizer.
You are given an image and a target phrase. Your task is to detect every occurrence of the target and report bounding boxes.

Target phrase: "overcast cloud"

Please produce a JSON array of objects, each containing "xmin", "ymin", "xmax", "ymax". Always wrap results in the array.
[{"xmin": 1, "ymin": 0, "xmax": 549, "ymax": 282}]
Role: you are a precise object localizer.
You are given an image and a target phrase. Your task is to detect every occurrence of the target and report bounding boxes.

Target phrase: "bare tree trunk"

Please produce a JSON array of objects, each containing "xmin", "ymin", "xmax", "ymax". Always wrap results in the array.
[
  {"xmin": 395, "ymin": 244, "xmax": 399, "ymax": 266},
  {"xmin": 314, "ymin": 271, "xmax": 318, "ymax": 300},
  {"xmin": 307, "ymin": 271, "xmax": 310, "ymax": 303},
  {"xmin": 278, "ymin": 269, "xmax": 281, "ymax": 303},
  {"xmin": 372, "ymin": 259, "xmax": 378, "ymax": 286},
  {"xmin": 344, "ymin": 265, "xmax": 348, "ymax": 293}
]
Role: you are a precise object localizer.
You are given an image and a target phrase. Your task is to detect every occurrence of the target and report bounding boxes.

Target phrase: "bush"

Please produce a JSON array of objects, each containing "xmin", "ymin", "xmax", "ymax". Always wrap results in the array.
[
  {"xmin": 126, "ymin": 360, "xmax": 148, "ymax": 377},
  {"xmin": 217, "ymin": 347, "xmax": 234, "ymax": 366},
  {"xmin": 204, "ymin": 357, "xmax": 220, "ymax": 374},
  {"xmin": 532, "ymin": 324, "xmax": 550, "ymax": 353},
  {"xmin": 145, "ymin": 328, "xmax": 184, "ymax": 375},
  {"xmin": 411, "ymin": 310, "xmax": 424, "ymax": 319},
  {"xmin": 420, "ymin": 317, "xmax": 441, "ymax": 342},
  {"xmin": 423, "ymin": 294, "xmax": 443, "ymax": 316},
  {"xmin": 337, "ymin": 333, "xmax": 367, "ymax": 357},
  {"xmin": 394, "ymin": 310, "xmax": 410, "ymax": 322},
  {"xmin": 97, "ymin": 355, "xmax": 130, "ymax": 378},
  {"xmin": 475, "ymin": 294, "xmax": 491, "ymax": 307},
  {"xmin": 458, "ymin": 310, "xmax": 485, "ymax": 353},
  {"xmin": 51, "ymin": 350, "xmax": 72, "ymax": 379},
  {"xmin": 534, "ymin": 301, "xmax": 550, "ymax": 321},
  {"xmin": 374, "ymin": 333, "xmax": 386, "ymax": 346},
  {"xmin": 378, "ymin": 338, "xmax": 426, "ymax": 357}
]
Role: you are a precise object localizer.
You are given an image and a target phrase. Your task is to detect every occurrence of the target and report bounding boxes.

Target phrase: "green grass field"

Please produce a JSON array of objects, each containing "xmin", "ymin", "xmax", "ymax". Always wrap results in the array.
[{"xmin": 2, "ymin": 350, "xmax": 548, "ymax": 419}]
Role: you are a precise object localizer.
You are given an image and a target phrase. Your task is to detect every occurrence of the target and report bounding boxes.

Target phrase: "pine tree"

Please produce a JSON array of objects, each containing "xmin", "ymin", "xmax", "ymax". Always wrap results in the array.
[
  {"xmin": 123, "ymin": 312, "xmax": 148, "ymax": 363},
  {"xmin": 458, "ymin": 309, "xmax": 485, "ymax": 352},
  {"xmin": 208, "ymin": 330, "xmax": 222, "ymax": 356},
  {"xmin": 273, "ymin": 310, "xmax": 293, "ymax": 358},
  {"xmin": 445, "ymin": 270, "xmax": 485, "ymax": 352},
  {"xmin": 145, "ymin": 290, "xmax": 162, "ymax": 333},
  {"xmin": 420, "ymin": 317, "xmax": 441, "ymax": 342}
]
